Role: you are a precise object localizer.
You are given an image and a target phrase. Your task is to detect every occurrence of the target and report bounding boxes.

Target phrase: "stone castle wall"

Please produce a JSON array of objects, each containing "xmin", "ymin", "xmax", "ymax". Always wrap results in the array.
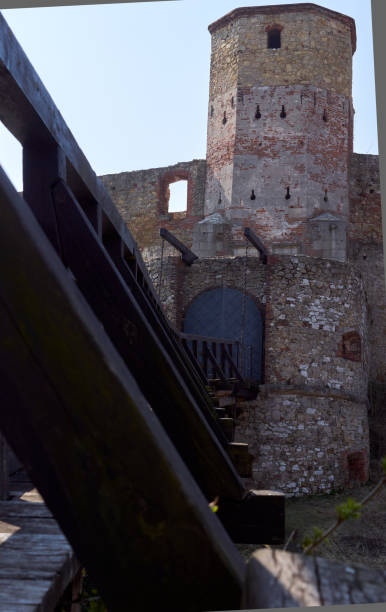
[
  {"xmin": 148, "ymin": 253, "xmax": 369, "ymax": 494},
  {"xmin": 97, "ymin": 4, "xmax": 385, "ymax": 495},
  {"xmin": 98, "ymin": 151, "xmax": 384, "ymax": 492},
  {"xmin": 100, "ymin": 159, "xmax": 206, "ymax": 261},
  {"xmin": 235, "ymin": 392, "xmax": 369, "ymax": 496},
  {"xmin": 265, "ymin": 256, "xmax": 368, "ymax": 399},
  {"xmin": 348, "ymin": 154, "xmax": 385, "ymax": 386},
  {"xmin": 208, "ymin": 5, "xmax": 355, "ymax": 97},
  {"xmin": 348, "ymin": 153, "xmax": 386, "ymax": 476}
]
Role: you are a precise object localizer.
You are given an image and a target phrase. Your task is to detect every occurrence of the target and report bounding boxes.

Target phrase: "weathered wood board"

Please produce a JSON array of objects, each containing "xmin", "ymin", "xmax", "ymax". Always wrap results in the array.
[
  {"xmin": 0, "ymin": 435, "xmax": 7, "ymax": 501},
  {"xmin": 0, "ymin": 9, "xmax": 246, "ymax": 505},
  {"xmin": 0, "ymin": 488, "xmax": 79, "ymax": 611},
  {"xmin": 0, "ymin": 165, "xmax": 245, "ymax": 610},
  {"xmin": 243, "ymin": 548, "xmax": 386, "ymax": 608},
  {"xmin": 50, "ymin": 179, "xmax": 244, "ymax": 501}
]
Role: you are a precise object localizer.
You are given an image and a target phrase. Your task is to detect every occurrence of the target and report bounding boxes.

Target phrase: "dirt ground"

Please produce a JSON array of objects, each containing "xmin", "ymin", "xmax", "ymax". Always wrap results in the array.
[{"xmin": 237, "ymin": 479, "xmax": 386, "ymax": 569}]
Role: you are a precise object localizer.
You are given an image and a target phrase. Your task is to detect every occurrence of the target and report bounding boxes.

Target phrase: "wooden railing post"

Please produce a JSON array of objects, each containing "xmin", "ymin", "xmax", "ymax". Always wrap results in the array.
[
  {"xmin": 23, "ymin": 142, "xmax": 67, "ymax": 255},
  {"xmin": 0, "ymin": 432, "xmax": 8, "ymax": 501},
  {"xmin": 203, "ymin": 340, "xmax": 208, "ymax": 378}
]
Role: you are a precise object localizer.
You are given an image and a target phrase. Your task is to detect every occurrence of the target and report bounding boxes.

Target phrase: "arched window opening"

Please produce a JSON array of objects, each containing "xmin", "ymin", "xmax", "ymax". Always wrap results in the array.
[
  {"xmin": 168, "ymin": 180, "xmax": 188, "ymax": 213},
  {"xmin": 268, "ymin": 28, "xmax": 281, "ymax": 49}
]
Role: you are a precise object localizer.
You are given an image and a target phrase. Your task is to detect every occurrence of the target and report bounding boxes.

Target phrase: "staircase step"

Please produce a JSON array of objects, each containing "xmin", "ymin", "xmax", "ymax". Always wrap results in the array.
[
  {"xmin": 215, "ymin": 390, "xmax": 234, "ymax": 398},
  {"xmin": 218, "ymin": 396, "xmax": 237, "ymax": 408},
  {"xmin": 218, "ymin": 418, "xmax": 234, "ymax": 442},
  {"xmin": 228, "ymin": 442, "xmax": 254, "ymax": 477},
  {"xmin": 215, "ymin": 407, "xmax": 226, "ymax": 418},
  {"xmin": 217, "ymin": 490, "xmax": 285, "ymax": 545}
]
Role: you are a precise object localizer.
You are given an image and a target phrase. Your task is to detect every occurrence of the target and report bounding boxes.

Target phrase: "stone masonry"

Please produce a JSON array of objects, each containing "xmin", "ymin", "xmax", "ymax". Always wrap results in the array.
[{"xmin": 100, "ymin": 4, "xmax": 385, "ymax": 495}]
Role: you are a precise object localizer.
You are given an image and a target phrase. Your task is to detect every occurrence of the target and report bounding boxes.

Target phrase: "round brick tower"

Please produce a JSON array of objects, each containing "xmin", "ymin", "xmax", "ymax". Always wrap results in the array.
[{"xmin": 193, "ymin": 3, "xmax": 356, "ymax": 261}]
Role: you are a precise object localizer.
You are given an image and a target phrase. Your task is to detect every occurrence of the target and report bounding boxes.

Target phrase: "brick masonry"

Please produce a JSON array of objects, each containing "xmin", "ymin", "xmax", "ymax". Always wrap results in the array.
[
  {"xmin": 204, "ymin": 4, "xmax": 354, "ymax": 257},
  {"xmin": 99, "ymin": 4, "xmax": 385, "ymax": 494}
]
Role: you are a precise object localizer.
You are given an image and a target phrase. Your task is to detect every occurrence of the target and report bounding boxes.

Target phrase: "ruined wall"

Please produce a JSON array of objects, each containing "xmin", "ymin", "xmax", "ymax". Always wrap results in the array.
[
  {"xmin": 153, "ymin": 253, "xmax": 369, "ymax": 494},
  {"xmin": 247, "ymin": 256, "xmax": 370, "ymax": 491},
  {"xmin": 348, "ymin": 153, "xmax": 386, "ymax": 477},
  {"xmin": 235, "ymin": 393, "xmax": 369, "ymax": 496},
  {"xmin": 208, "ymin": 5, "xmax": 355, "ymax": 97},
  {"xmin": 348, "ymin": 152, "xmax": 385, "ymax": 386},
  {"xmin": 265, "ymin": 256, "xmax": 368, "ymax": 399},
  {"xmin": 157, "ymin": 254, "xmax": 369, "ymax": 400},
  {"xmin": 99, "ymin": 159, "xmax": 206, "ymax": 261},
  {"xmin": 349, "ymin": 154, "xmax": 383, "ymax": 245},
  {"xmin": 95, "ymin": 5, "xmax": 385, "ymax": 494}
]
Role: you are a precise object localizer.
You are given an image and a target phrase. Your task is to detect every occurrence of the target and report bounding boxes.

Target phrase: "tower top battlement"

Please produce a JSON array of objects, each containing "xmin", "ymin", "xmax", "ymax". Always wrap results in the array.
[{"xmin": 208, "ymin": 3, "xmax": 356, "ymax": 53}]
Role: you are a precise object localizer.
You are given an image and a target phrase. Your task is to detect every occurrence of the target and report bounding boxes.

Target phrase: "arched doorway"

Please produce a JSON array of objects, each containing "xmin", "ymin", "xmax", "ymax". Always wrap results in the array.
[{"xmin": 183, "ymin": 287, "xmax": 263, "ymax": 381}]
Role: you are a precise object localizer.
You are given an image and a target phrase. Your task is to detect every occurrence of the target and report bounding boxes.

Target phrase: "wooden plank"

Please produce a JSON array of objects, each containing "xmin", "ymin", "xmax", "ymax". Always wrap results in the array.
[
  {"xmin": 23, "ymin": 142, "xmax": 66, "ymax": 254},
  {"xmin": 228, "ymin": 443, "xmax": 254, "ymax": 477},
  {"xmin": 223, "ymin": 345, "xmax": 244, "ymax": 382},
  {"xmin": 0, "ymin": 501, "xmax": 53, "ymax": 519},
  {"xmin": 0, "ymin": 551, "xmax": 70, "ymax": 573},
  {"xmin": 243, "ymin": 548, "xmax": 386, "ymax": 608},
  {"xmin": 0, "ymin": 580, "xmax": 52, "ymax": 605},
  {"xmin": 0, "ymin": 484, "xmax": 80, "ymax": 610},
  {"xmin": 217, "ymin": 490, "xmax": 285, "ymax": 545},
  {"xmin": 0, "ymin": 550, "xmax": 78, "ymax": 612},
  {"xmin": 0, "ymin": 532, "xmax": 71, "ymax": 551},
  {"xmin": 108, "ymin": 241, "xmax": 220, "ymax": 435},
  {"xmin": 181, "ymin": 332, "xmax": 240, "ymax": 345},
  {"xmin": 218, "ymin": 418, "xmax": 234, "ymax": 442},
  {"xmin": 51, "ymin": 179, "xmax": 243, "ymax": 501},
  {"xmin": 0, "ymin": 11, "xmax": 151, "ymax": 310},
  {"xmin": 0, "ymin": 434, "xmax": 8, "ymax": 501},
  {"xmin": 180, "ymin": 338, "xmax": 207, "ymax": 385},
  {"xmin": 205, "ymin": 346, "xmax": 227, "ymax": 382},
  {"xmin": 0, "ymin": 166, "xmax": 245, "ymax": 611},
  {"xmin": 0, "ymin": 606, "xmax": 36, "ymax": 611},
  {"xmin": 0, "ymin": 518, "xmax": 61, "ymax": 535}
]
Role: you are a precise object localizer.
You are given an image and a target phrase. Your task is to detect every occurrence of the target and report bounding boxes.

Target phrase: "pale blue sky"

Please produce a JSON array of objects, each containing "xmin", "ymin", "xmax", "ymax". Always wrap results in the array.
[{"xmin": 0, "ymin": 0, "xmax": 378, "ymax": 195}]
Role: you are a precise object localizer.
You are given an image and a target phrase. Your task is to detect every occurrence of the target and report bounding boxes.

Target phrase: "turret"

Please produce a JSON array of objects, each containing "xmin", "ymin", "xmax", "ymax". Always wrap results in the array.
[{"xmin": 193, "ymin": 3, "xmax": 356, "ymax": 260}]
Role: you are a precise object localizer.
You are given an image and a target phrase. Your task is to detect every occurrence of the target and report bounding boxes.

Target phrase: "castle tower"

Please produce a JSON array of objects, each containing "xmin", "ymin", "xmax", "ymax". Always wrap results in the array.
[{"xmin": 193, "ymin": 3, "xmax": 356, "ymax": 260}]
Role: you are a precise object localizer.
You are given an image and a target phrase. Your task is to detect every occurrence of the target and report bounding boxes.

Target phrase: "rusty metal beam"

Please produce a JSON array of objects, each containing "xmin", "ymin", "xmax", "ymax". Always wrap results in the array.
[
  {"xmin": 160, "ymin": 227, "xmax": 198, "ymax": 265},
  {"xmin": 244, "ymin": 227, "xmax": 268, "ymax": 264}
]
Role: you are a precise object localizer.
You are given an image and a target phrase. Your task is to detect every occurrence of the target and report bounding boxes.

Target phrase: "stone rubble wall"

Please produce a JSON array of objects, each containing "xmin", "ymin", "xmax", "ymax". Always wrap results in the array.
[
  {"xmin": 265, "ymin": 256, "xmax": 369, "ymax": 400},
  {"xmin": 234, "ymin": 391, "xmax": 369, "ymax": 496},
  {"xmin": 99, "ymin": 159, "xmax": 206, "ymax": 262},
  {"xmin": 208, "ymin": 6, "xmax": 354, "ymax": 98},
  {"xmin": 152, "ymin": 253, "xmax": 369, "ymax": 494}
]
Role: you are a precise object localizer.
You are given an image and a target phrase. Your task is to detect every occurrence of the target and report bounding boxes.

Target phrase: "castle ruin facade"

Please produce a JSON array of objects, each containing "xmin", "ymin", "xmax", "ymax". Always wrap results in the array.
[{"xmin": 100, "ymin": 3, "xmax": 386, "ymax": 495}]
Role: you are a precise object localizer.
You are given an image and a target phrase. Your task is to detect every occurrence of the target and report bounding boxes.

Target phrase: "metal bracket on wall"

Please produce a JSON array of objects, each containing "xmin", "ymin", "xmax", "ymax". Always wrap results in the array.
[
  {"xmin": 160, "ymin": 227, "xmax": 199, "ymax": 265},
  {"xmin": 244, "ymin": 227, "xmax": 268, "ymax": 264}
]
